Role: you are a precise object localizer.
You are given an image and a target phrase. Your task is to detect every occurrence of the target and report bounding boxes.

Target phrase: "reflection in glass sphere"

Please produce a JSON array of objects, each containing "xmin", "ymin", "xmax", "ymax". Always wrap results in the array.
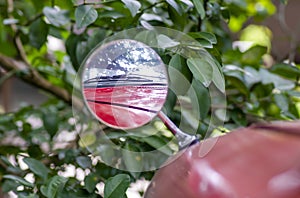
[{"xmin": 82, "ymin": 39, "xmax": 168, "ymax": 129}]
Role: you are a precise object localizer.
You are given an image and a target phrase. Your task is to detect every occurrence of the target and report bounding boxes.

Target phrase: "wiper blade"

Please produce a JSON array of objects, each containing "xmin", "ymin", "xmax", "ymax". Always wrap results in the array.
[{"xmin": 84, "ymin": 74, "xmax": 158, "ymax": 84}]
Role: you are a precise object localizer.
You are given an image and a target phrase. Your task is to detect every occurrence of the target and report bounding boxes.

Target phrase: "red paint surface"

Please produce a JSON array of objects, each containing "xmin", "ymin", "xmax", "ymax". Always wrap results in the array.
[{"xmin": 83, "ymin": 85, "xmax": 167, "ymax": 129}]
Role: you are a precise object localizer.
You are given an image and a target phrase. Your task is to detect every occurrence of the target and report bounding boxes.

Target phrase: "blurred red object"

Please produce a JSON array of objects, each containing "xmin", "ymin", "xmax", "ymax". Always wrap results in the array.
[{"xmin": 145, "ymin": 121, "xmax": 300, "ymax": 198}]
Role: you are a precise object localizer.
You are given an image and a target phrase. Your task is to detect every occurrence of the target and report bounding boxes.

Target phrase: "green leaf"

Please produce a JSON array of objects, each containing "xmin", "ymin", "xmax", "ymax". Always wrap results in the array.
[
  {"xmin": 259, "ymin": 68, "xmax": 294, "ymax": 90},
  {"xmin": 84, "ymin": 173, "xmax": 100, "ymax": 193},
  {"xmin": 121, "ymin": 0, "xmax": 141, "ymax": 17},
  {"xmin": 231, "ymin": 109, "xmax": 247, "ymax": 126},
  {"xmin": 29, "ymin": 18, "xmax": 49, "ymax": 49},
  {"xmin": 19, "ymin": 194, "xmax": 39, "ymax": 198},
  {"xmin": 287, "ymin": 90, "xmax": 300, "ymax": 98},
  {"xmin": 221, "ymin": 7, "xmax": 230, "ymax": 22},
  {"xmin": 78, "ymin": 133, "xmax": 96, "ymax": 148},
  {"xmin": 212, "ymin": 61, "xmax": 225, "ymax": 93},
  {"xmin": 99, "ymin": 11, "xmax": 125, "ymax": 19},
  {"xmin": 188, "ymin": 32, "xmax": 217, "ymax": 44},
  {"xmin": 135, "ymin": 30, "xmax": 157, "ymax": 46},
  {"xmin": 96, "ymin": 145, "xmax": 117, "ymax": 165},
  {"xmin": 42, "ymin": 112, "xmax": 59, "ymax": 138},
  {"xmin": 143, "ymin": 135, "xmax": 173, "ymax": 155},
  {"xmin": 30, "ymin": 0, "xmax": 44, "ymax": 11},
  {"xmin": 2, "ymin": 180, "xmax": 20, "ymax": 192},
  {"xmin": 76, "ymin": 156, "xmax": 92, "ymax": 169},
  {"xmin": 122, "ymin": 143, "xmax": 143, "ymax": 174},
  {"xmin": 157, "ymin": 34, "xmax": 180, "ymax": 48},
  {"xmin": 166, "ymin": 0, "xmax": 183, "ymax": 15},
  {"xmin": 164, "ymin": 89, "xmax": 177, "ymax": 116},
  {"xmin": 189, "ymin": 79, "xmax": 211, "ymax": 120},
  {"xmin": 241, "ymin": 45, "xmax": 267, "ymax": 67},
  {"xmin": 274, "ymin": 94, "xmax": 289, "ymax": 112},
  {"xmin": 104, "ymin": 174, "xmax": 130, "ymax": 198},
  {"xmin": 3, "ymin": 175, "xmax": 34, "ymax": 188},
  {"xmin": 23, "ymin": 157, "xmax": 50, "ymax": 181},
  {"xmin": 87, "ymin": 29, "xmax": 106, "ymax": 50},
  {"xmin": 41, "ymin": 175, "xmax": 68, "ymax": 198},
  {"xmin": 167, "ymin": 3, "xmax": 185, "ymax": 30},
  {"xmin": 225, "ymin": 73, "xmax": 248, "ymax": 96},
  {"xmin": 76, "ymin": 41, "xmax": 89, "ymax": 66},
  {"xmin": 187, "ymin": 58, "xmax": 213, "ymax": 87},
  {"xmin": 75, "ymin": 5, "xmax": 98, "ymax": 28},
  {"xmin": 192, "ymin": 0, "xmax": 205, "ymax": 19},
  {"xmin": 43, "ymin": 7, "xmax": 70, "ymax": 27},
  {"xmin": 169, "ymin": 54, "xmax": 192, "ymax": 95},
  {"xmin": 270, "ymin": 63, "xmax": 300, "ymax": 80},
  {"xmin": 65, "ymin": 34, "xmax": 84, "ymax": 70},
  {"xmin": 196, "ymin": 39, "xmax": 213, "ymax": 48}
]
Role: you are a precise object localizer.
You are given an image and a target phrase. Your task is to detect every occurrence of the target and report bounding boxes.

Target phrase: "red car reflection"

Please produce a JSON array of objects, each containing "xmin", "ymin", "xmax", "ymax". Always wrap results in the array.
[{"xmin": 83, "ymin": 85, "xmax": 168, "ymax": 129}]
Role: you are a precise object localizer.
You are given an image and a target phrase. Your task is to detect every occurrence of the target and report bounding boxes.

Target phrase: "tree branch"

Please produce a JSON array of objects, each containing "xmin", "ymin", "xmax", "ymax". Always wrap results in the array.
[{"xmin": 0, "ymin": 53, "xmax": 83, "ymax": 108}]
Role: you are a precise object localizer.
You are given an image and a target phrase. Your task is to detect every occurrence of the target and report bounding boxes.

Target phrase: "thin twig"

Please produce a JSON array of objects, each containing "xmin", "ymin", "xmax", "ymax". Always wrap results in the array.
[
  {"xmin": 0, "ymin": 53, "xmax": 83, "ymax": 109},
  {"xmin": 6, "ymin": 0, "xmax": 29, "ymax": 65},
  {"xmin": 23, "ymin": 13, "xmax": 43, "ymax": 26}
]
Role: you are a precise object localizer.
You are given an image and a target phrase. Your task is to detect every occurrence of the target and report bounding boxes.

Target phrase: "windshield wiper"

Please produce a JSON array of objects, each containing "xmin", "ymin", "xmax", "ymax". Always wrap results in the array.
[{"xmin": 83, "ymin": 74, "xmax": 167, "ymax": 88}]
